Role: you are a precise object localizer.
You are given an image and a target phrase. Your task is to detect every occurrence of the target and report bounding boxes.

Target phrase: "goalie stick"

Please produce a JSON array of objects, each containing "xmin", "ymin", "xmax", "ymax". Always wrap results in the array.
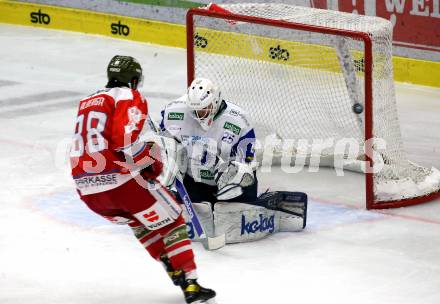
[{"xmin": 146, "ymin": 117, "xmax": 226, "ymax": 250}]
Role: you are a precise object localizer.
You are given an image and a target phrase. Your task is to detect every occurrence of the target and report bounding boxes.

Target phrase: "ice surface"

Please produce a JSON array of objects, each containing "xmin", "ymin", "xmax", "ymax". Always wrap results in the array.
[{"xmin": 1, "ymin": 24, "xmax": 440, "ymax": 304}]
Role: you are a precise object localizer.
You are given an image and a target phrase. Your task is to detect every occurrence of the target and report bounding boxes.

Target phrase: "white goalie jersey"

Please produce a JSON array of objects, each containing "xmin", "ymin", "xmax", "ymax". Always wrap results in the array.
[
  {"xmin": 159, "ymin": 95, "xmax": 256, "ymax": 186},
  {"xmin": 159, "ymin": 95, "xmax": 306, "ymax": 246}
]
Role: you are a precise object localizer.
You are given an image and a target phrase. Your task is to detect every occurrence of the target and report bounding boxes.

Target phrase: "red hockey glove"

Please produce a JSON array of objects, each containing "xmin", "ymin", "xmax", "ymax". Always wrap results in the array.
[{"xmin": 140, "ymin": 142, "xmax": 163, "ymax": 180}]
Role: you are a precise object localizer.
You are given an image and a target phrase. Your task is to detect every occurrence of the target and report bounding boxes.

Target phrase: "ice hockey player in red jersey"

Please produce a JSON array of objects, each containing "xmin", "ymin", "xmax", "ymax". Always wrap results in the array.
[{"xmin": 70, "ymin": 55, "xmax": 216, "ymax": 304}]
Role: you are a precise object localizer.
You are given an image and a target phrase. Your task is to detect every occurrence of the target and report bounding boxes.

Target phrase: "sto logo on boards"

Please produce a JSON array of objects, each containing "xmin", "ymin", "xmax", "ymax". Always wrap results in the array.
[
  {"xmin": 194, "ymin": 33, "xmax": 208, "ymax": 48},
  {"xmin": 30, "ymin": 9, "xmax": 51, "ymax": 25},
  {"xmin": 269, "ymin": 45, "xmax": 290, "ymax": 61},
  {"xmin": 111, "ymin": 21, "xmax": 130, "ymax": 36}
]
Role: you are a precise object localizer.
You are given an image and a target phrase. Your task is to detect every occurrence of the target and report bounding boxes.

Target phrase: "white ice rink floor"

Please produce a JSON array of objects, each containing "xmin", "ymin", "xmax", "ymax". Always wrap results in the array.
[{"xmin": 1, "ymin": 24, "xmax": 440, "ymax": 304}]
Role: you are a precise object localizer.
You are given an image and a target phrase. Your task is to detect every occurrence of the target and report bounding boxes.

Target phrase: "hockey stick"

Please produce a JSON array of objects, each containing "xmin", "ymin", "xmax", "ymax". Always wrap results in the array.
[
  {"xmin": 175, "ymin": 178, "xmax": 206, "ymax": 238},
  {"xmin": 175, "ymin": 178, "xmax": 225, "ymax": 250},
  {"xmin": 146, "ymin": 117, "xmax": 225, "ymax": 250}
]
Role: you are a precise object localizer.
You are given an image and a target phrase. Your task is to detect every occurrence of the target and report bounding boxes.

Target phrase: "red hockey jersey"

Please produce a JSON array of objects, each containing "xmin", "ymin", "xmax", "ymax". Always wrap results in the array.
[{"xmin": 70, "ymin": 87, "xmax": 154, "ymax": 195}]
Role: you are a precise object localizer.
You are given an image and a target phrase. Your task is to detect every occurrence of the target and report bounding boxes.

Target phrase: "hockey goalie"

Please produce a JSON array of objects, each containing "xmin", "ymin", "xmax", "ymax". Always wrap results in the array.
[{"xmin": 157, "ymin": 78, "xmax": 307, "ymax": 246}]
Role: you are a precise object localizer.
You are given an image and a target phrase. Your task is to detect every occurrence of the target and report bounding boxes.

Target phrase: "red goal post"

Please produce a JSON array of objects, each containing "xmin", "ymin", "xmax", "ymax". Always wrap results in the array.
[{"xmin": 185, "ymin": 4, "xmax": 440, "ymax": 209}]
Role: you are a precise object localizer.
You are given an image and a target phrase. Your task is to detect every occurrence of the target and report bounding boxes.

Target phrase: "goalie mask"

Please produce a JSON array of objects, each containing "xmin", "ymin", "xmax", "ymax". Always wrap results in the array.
[{"xmin": 187, "ymin": 78, "xmax": 221, "ymax": 131}]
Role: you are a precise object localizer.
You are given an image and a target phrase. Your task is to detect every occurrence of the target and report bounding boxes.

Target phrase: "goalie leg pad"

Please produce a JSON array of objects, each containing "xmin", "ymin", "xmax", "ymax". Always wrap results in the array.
[
  {"xmin": 277, "ymin": 191, "xmax": 308, "ymax": 231},
  {"xmin": 214, "ymin": 202, "xmax": 279, "ymax": 243},
  {"xmin": 181, "ymin": 192, "xmax": 307, "ymax": 245},
  {"xmin": 250, "ymin": 191, "xmax": 307, "ymax": 231},
  {"xmin": 278, "ymin": 211, "xmax": 305, "ymax": 232}
]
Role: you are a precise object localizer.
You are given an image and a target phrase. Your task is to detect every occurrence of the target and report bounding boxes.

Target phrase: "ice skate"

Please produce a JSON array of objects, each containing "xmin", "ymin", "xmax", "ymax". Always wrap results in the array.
[{"xmin": 182, "ymin": 279, "xmax": 216, "ymax": 304}]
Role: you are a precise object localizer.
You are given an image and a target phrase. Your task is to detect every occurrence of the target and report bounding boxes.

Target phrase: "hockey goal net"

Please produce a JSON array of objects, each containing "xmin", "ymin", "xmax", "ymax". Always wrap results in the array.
[{"xmin": 186, "ymin": 3, "xmax": 440, "ymax": 209}]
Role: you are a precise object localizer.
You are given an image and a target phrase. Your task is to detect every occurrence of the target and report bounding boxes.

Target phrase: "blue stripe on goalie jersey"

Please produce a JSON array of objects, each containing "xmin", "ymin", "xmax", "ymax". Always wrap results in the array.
[
  {"xmin": 230, "ymin": 129, "xmax": 256, "ymax": 163},
  {"xmin": 159, "ymin": 110, "xmax": 165, "ymax": 131}
]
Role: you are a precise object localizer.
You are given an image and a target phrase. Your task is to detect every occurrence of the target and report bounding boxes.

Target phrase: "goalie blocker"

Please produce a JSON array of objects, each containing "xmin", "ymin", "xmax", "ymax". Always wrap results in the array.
[{"xmin": 181, "ymin": 191, "xmax": 307, "ymax": 244}]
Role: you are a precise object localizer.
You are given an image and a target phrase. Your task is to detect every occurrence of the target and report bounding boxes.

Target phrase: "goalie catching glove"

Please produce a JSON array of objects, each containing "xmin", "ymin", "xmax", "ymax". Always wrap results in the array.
[{"xmin": 214, "ymin": 160, "xmax": 255, "ymax": 200}]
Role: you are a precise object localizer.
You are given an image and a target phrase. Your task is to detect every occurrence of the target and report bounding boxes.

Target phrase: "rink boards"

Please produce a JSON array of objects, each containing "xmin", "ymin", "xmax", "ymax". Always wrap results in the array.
[{"xmin": 0, "ymin": 0, "xmax": 439, "ymax": 88}]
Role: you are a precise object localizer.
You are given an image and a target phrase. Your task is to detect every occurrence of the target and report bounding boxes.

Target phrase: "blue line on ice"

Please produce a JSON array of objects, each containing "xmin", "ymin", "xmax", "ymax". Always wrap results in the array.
[{"xmin": 32, "ymin": 191, "xmax": 385, "ymax": 231}]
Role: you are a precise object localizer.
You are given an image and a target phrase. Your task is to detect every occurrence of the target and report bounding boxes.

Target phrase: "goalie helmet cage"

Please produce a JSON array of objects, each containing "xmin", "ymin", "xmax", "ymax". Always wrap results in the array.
[{"xmin": 186, "ymin": 3, "xmax": 440, "ymax": 210}]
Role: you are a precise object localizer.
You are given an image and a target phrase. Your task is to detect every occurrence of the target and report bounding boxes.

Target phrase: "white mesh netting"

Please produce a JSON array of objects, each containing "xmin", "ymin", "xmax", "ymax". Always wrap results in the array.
[{"xmin": 189, "ymin": 3, "xmax": 440, "ymax": 204}]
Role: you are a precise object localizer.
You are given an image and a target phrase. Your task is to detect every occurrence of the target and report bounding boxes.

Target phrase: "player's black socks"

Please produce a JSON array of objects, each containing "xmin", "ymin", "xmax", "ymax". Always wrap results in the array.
[{"xmin": 160, "ymin": 254, "xmax": 186, "ymax": 286}]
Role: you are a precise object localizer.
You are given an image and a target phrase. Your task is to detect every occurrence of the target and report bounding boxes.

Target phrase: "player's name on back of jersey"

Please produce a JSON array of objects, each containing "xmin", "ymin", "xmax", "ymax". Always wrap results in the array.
[{"xmin": 80, "ymin": 97, "xmax": 105, "ymax": 110}]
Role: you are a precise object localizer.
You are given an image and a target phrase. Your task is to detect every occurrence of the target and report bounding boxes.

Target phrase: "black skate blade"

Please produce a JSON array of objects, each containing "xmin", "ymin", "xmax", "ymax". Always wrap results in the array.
[{"xmin": 192, "ymin": 297, "xmax": 216, "ymax": 304}]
